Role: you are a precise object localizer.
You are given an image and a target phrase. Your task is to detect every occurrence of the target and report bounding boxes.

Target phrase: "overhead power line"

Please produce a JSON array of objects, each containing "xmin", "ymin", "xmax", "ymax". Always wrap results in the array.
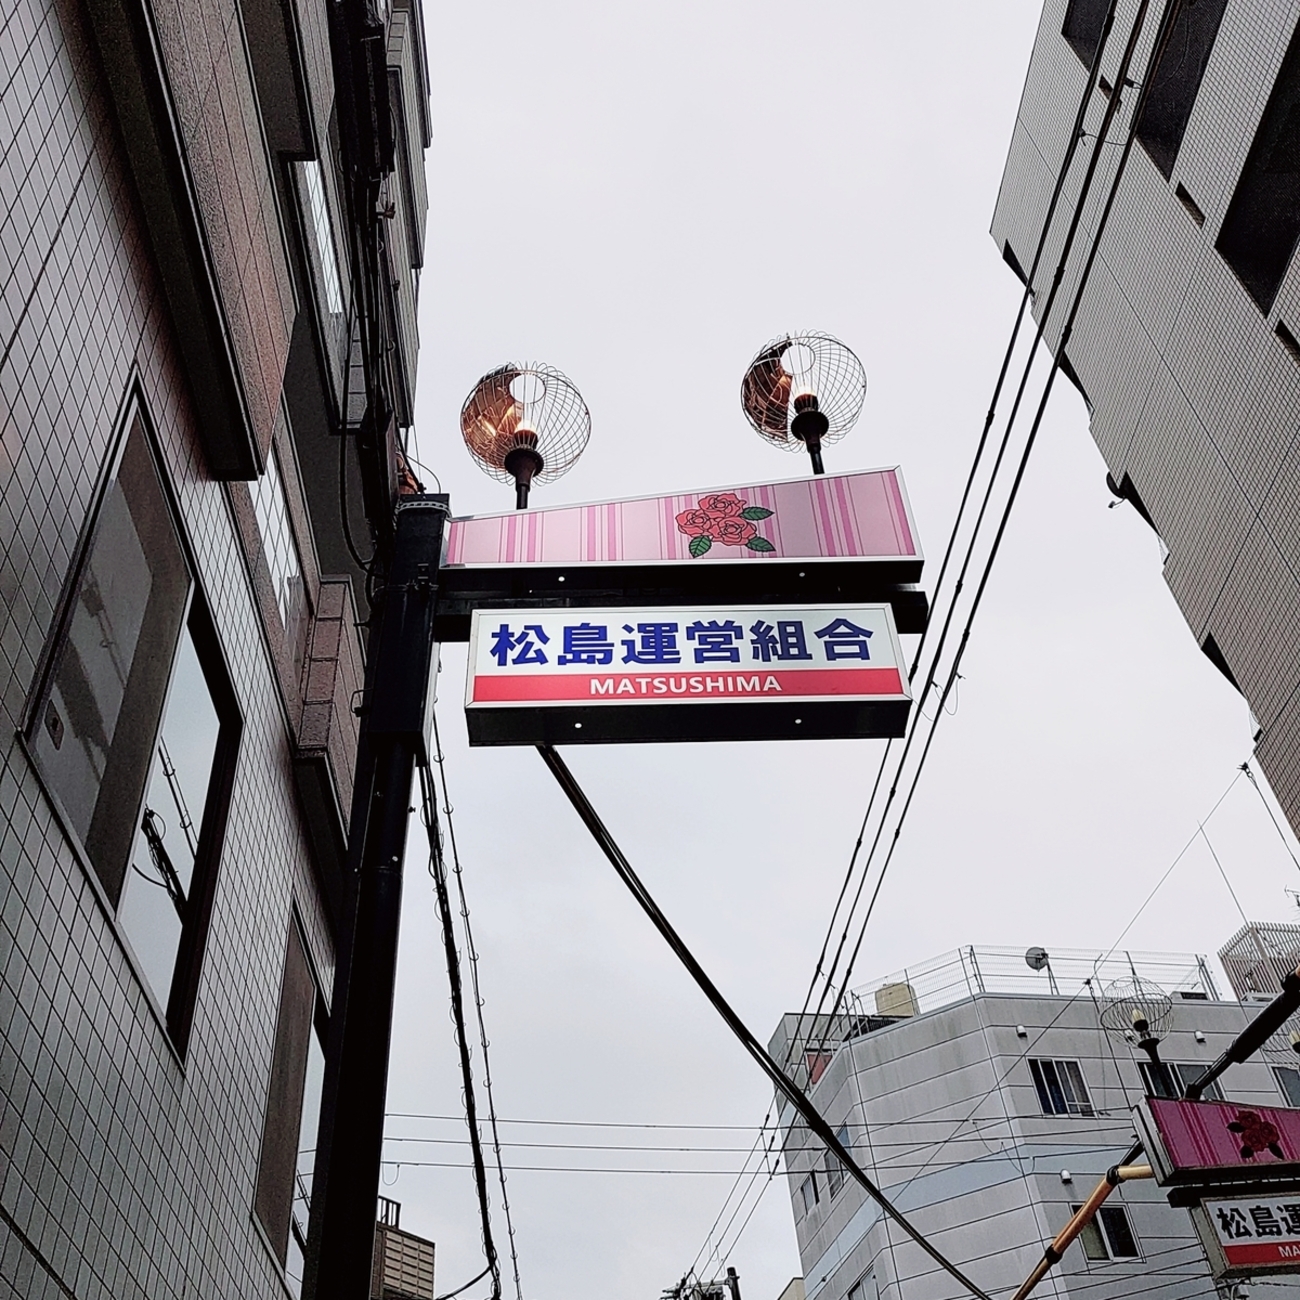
[
  {"xmin": 687, "ymin": 4, "xmax": 1130, "ymax": 1278},
  {"xmin": 419, "ymin": 757, "xmax": 503, "ymax": 1300},
  {"xmin": 781, "ymin": 0, "xmax": 1127, "ymax": 1078},
  {"xmin": 817, "ymin": 0, "xmax": 1164, "ymax": 1032},
  {"xmin": 429, "ymin": 708, "xmax": 525, "ymax": 1300},
  {"xmin": 537, "ymin": 743, "xmax": 994, "ymax": 1300}
]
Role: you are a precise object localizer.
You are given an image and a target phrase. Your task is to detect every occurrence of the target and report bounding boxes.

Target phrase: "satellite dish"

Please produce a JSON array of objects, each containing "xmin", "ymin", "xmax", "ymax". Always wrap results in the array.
[{"xmin": 1025, "ymin": 946, "xmax": 1050, "ymax": 972}]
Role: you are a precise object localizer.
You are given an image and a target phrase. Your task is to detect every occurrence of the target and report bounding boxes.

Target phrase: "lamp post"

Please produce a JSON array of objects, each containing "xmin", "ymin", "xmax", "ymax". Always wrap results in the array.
[{"xmin": 1100, "ymin": 975, "xmax": 1176, "ymax": 1097}]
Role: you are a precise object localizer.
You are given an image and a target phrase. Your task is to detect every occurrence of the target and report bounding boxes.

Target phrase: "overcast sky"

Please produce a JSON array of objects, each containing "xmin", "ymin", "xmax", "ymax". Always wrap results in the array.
[{"xmin": 386, "ymin": 3, "xmax": 1300, "ymax": 1298}]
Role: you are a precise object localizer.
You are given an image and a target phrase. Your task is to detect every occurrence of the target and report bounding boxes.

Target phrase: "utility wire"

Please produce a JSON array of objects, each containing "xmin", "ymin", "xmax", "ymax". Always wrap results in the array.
[
  {"xmin": 430, "ymin": 708, "xmax": 525, "ymax": 1300},
  {"xmin": 1242, "ymin": 759, "xmax": 1300, "ymax": 875},
  {"xmin": 781, "ymin": 0, "xmax": 1123, "ymax": 1077},
  {"xmin": 419, "ymin": 759, "xmax": 502, "ymax": 1300},
  {"xmin": 537, "ymin": 743, "xmax": 994, "ymax": 1300},
  {"xmin": 820, "ymin": 0, "xmax": 1162, "ymax": 1022}
]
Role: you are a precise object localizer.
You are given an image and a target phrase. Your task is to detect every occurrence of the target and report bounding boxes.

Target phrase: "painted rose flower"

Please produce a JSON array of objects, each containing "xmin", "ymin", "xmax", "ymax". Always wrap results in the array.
[
  {"xmin": 675, "ymin": 494, "xmax": 775, "ymax": 557},
  {"xmin": 675, "ymin": 508, "xmax": 714, "ymax": 537},
  {"xmin": 697, "ymin": 492, "xmax": 746, "ymax": 519},
  {"xmin": 706, "ymin": 515, "xmax": 758, "ymax": 547}
]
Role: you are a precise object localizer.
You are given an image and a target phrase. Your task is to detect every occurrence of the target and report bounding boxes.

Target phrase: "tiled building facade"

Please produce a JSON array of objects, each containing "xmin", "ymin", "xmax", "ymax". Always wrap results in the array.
[
  {"xmin": 991, "ymin": 0, "xmax": 1300, "ymax": 831},
  {"xmin": 0, "ymin": 0, "xmax": 428, "ymax": 1291}
]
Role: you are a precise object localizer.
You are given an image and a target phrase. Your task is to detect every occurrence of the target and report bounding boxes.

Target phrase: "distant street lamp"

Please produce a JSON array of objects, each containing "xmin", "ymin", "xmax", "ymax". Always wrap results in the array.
[
  {"xmin": 461, "ymin": 362, "xmax": 591, "ymax": 508},
  {"xmin": 1100, "ymin": 975, "xmax": 1176, "ymax": 1096},
  {"xmin": 741, "ymin": 331, "xmax": 866, "ymax": 474}
]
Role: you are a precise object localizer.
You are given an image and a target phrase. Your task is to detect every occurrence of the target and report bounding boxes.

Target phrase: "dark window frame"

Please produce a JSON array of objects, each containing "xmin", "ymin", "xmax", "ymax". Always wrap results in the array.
[
  {"xmin": 1216, "ymin": 18, "xmax": 1300, "ymax": 312},
  {"xmin": 21, "ymin": 383, "xmax": 242, "ymax": 1054},
  {"xmin": 255, "ymin": 907, "xmax": 329, "ymax": 1291},
  {"xmin": 800, "ymin": 1172, "xmax": 819, "ymax": 1215},
  {"xmin": 824, "ymin": 1123, "xmax": 852, "ymax": 1198},
  {"xmin": 1029, "ymin": 1058, "xmax": 1095, "ymax": 1116},
  {"xmin": 1137, "ymin": 1060, "xmax": 1224, "ymax": 1101},
  {"xmin": 1275, "ymin": 1064, "xmax": 1300, "ymax": 1107},
  {"xmin": 1134, "ymin": 0, "xmax": 1230, "ymax": 179},
  {"xmin": 1073, "ymin": 1202, "xmax": 1141, "ymax": 1260},
  {"xmin": 1062, "ymin": 0, "xmax": 1110, "ymax": 67}
]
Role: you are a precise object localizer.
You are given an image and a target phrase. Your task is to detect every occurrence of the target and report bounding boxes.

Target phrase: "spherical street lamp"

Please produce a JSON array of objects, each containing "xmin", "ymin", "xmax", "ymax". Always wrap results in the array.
[
  {"xmin": 460, "ymin": 363, "xmax": 591, "ymax": 508},
  {"xmin": 740, "ymin": 332, "xmax": 866, "ymax": 475}
]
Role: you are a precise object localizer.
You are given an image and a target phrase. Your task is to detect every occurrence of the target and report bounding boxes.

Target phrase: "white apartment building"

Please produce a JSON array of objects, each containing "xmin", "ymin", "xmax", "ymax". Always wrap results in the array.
[{"xmin": 772, "ymin": 944, "xmax": 1300, "ymax": 1300}]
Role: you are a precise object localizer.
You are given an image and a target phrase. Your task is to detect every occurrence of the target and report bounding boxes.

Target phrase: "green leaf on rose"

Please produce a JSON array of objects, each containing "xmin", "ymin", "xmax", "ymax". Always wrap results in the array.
[
  {"xmin": 689, "ymin": 534, "xmax": 713, "ymax": 557},
  {"xmin": 746, "ymin": 536, "xmax": 776, "ymax": 552},
  {"xmin": 741, "ymin": 506, "xmax": 773, "ymax": 520}
]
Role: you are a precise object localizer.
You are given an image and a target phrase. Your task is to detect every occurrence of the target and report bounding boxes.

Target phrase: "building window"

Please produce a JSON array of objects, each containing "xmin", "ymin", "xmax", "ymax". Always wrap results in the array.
[
  {"xmin": 1138, "ymin": 1060, "xmax": 1223, "ymax": 1101},
  {"xmin": 1062, "ymin": 0, "xmax": 1109, "ymax": 66},
  {"xmin": 1275, "ymin": 1065, "xmax": 1300, "ymax": 1107},
  {"xmin": 255, "ymin": 918, "xmax": 327, "ymax": 1296},
  {"xmin": 824, "ymin": 1124, "xmax": 851, "ymax": 1198},
  {"xmin": 250, "ymin": 445, "xmax": 308, "ymax": 678},
  {"xmin": 28, "ymin": 412, "xmax": 239, "ymax": 1046},
  {"xmin": 806, "ymin": 1049, "xmax": 833, "ymax": 1086},
  {"xmin": 300, "ymin": 159, "xmax": 344, "ymax": 316},
  {"xmin": 1135, "ymin": 0, "xmax": 1230, "ymax": 178},
  {"xmin": 1029, "ymin": 1059, "xmax": 1094, "ymax": 1116},
  {"xmin": 1216, "ymin": 20, "xmax": 1300, "ymax": 312},
  {"xmin": 847, "ymin": 1272, "xmax": 878, "ymax": 1300},
  {"xmin": 800, "ymin": 1173, "xmax": 819, "ymax": 1215},
  {"xmin": 1075, "ymin": 1204, "xmax": 1140, "ymax": 1260}
]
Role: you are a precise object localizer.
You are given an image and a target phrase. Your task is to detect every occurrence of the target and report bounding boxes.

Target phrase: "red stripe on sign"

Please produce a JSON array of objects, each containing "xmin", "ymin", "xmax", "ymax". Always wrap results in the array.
[
  {"xmin": 1223, "ymin": 1242, "xmax": 1300, "ymax": 1266},
  {"xmin": 472, "ymin": 668, "xmax": 904, "ymax": 703}
]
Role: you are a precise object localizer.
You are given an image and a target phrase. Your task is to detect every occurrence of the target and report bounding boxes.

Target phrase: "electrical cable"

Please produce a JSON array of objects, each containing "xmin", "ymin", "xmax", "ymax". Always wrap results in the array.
[
  {"xmin": 690, "ymin": 1127, "xmax": 777, "ymax": 1281},
  {"xmin": 1199, "ymin": 822, "xmax": 1250, "ymax": 928},
  {"xmin": 436, "ymin": 1263, "xmax": 493, "ymax": 1300},
  {"xmin": 419, "ymin": 758, "xmax": 502, "ymax": 1300},
  {"xmin": 429, "ymin": 708, "xmax": 525, "ymax": 1300},
  {"xmin": 536, "ymin": 743, "xmax": 994, "ymax": 1300},
  {"xmin": 818, "ymin": 0, "xmax": 1167, "ymax": 1023},
  {"xmin": 687, "ymin": 1117, "xmax": 772, "ymax": 1280},
  {"xmin": 1101, "ymin": 768, "xmax": 1243, "ymax": 956},
  {"xmin": 780, "ymin": 0, "xmax": 1123, "ymax": 1078},
  {"xmin": 1242, "ymin": 759, "xmax": 1300, "ymax": 875},
  {"xmin": 387, "ymin": 1114, "xmax": 775, "ymax": 1130}
]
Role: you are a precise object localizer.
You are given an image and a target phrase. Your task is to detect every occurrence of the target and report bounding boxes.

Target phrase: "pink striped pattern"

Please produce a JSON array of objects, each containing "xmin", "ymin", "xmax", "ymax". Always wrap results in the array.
[{"xmin": 444, "ymin": 469, "xmax": 918, "ymax": 566}]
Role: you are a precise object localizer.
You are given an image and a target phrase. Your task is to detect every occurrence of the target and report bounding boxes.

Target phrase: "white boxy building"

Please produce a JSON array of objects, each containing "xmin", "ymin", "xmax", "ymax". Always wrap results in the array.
[{"xmin": 771, "ymin": 945, "xmax": 1300, "ymax": 1300}]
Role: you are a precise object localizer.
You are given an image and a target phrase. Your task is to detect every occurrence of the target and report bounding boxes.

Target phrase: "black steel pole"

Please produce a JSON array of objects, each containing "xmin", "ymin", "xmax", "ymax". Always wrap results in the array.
[{"xmin": 309, "ymin": 495, "xmax": 447, "ymax": 1300}]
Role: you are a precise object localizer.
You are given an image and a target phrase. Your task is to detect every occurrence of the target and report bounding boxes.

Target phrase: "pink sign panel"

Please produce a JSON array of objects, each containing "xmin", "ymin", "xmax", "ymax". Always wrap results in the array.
[
  {"xmin": 443, "ymin": 469, "xmax": 919, "ymax": 568},
  {"xmin": 1148, "ymin": 1098, "xmax": 1300, "ymax": 1174}
]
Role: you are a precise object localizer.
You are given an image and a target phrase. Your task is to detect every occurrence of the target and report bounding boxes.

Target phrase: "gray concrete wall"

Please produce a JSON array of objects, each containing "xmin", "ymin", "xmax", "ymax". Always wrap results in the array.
[{"xmin": 781, "ymin": 992, "xmax": 1300, "ymax": 1300}]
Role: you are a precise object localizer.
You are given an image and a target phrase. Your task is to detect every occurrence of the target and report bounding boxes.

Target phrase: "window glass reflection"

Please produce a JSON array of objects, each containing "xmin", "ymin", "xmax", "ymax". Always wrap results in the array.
[
  {"xmin": 34, "ymin": 421, "xmax": 190, "ymax": 901},
  {"xmin": 251, "ymin": 447, "xmax": 308, "ymax": 679},
  {"xmin": 117, "ymin": 624, "xmax": 220, "ymax": 1011},
  {"xmin": 286, "ymin": 1020, "xmax": 325, "ymax": 1297}
]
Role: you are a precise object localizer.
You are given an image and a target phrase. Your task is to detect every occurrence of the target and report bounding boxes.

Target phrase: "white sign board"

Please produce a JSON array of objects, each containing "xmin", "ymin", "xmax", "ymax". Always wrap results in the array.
[
  {"xmin": 464, "ymin": 604, "xmax": 911, "ymax": 746},
  {"xmin": 1193, "ymin": 1195, "xmax": 1300, "ymax": 1277}
]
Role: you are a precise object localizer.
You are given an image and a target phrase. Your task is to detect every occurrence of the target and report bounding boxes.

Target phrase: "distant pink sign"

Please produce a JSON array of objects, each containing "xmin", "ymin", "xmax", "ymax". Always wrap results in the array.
[
  {"xmin": 442, "ymin": 469, "xmax": 919, "ymax": 568},
  {"xmin": 1148, "ymin": 1098, "xmax": 1300, "ymax": 1173}
]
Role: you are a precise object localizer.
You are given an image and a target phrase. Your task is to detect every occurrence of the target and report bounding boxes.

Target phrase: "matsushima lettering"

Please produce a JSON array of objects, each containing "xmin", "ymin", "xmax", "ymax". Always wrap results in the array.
[{"xmin": 590, "ymin": 675, "xmax": 783, "ymax": 696}]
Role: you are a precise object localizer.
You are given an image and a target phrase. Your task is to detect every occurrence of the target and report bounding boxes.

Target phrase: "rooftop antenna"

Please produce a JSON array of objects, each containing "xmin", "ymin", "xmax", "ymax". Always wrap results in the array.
[
  {"xmin": 460, "ymin": 362, "xmax": 591, "ymax": 508},
  {"xmin": 1025, "ymin": 945, "xmax": 1060, "ymax": 995},
  {"xmin": 740, "ymin": 331, "xmax": 866, "ymax": 475}
]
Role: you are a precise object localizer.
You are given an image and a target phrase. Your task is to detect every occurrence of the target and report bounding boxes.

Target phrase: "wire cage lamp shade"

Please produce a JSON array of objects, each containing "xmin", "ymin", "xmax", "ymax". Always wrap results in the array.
[
  {"xmin": 460, "ymin": 362, "xmax": 591, "ymax": 508},
  {"xmin": 740, "ymin": 331, "xmax": 866, "ymax": 475},
  {"xmin": 1098, "ymin": 976, "xmax": 1174, "ymax": 1043}
]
